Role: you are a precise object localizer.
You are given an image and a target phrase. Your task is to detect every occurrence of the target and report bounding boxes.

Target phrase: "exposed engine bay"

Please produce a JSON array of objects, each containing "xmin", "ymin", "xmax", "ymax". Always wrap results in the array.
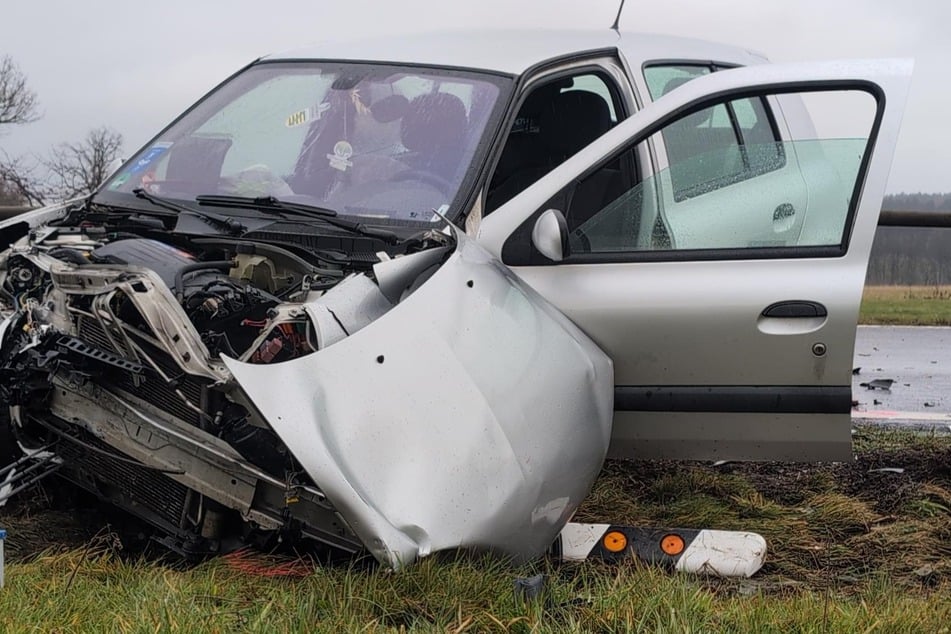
[
  {"xmin": 0, "ymin": 201, "xmax": 612, "ymax": 569},
  {"xmin": 0, "ymin": 206, "xmax": 451, "ymax": 559}
]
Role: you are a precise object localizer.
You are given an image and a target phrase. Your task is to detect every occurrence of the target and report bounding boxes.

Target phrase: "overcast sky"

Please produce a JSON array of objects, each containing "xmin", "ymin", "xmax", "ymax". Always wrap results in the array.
[{"xmin": 1, "ymin": 0, "xmax": 947, "ymax": 193}]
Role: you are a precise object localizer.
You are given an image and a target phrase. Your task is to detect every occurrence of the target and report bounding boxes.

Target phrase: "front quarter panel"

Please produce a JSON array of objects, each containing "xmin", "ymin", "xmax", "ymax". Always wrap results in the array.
[
  {"xmin": 224, "ymin": 235, "xmax": 614, "ymax": 568},
  {"xmin": 0, "ymin": 203, "xmax": 70, "ymax": 243}
]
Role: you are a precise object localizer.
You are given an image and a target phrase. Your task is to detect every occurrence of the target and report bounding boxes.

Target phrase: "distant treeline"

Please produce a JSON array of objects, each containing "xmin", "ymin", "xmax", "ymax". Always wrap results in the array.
[
  {"xmin": 882, "ymin": 192, "xmax": 951, "ymax": 212},
  {"xmin": 867, "ymin": 193, "xmax": 951, "ymax": 285}
]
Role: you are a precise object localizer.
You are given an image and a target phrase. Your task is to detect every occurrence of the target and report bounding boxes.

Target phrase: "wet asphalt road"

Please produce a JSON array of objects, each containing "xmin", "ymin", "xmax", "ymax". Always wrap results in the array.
[{"xmin": 852, "ymin": 326, "xmax": 951, "ymax": 419}]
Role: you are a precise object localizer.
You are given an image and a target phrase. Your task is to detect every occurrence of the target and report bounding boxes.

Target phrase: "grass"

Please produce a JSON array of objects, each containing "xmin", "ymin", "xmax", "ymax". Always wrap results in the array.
[
  {"xmin": 860, "ymin": 285, "xmax": 951, "ymax": 325},
  {"xmin": 2, "ymin": 427, "xmax": 951, "ymax": 632},
  {"xmin": 0, "ymin": 289, "xmax": 946, "ymax": 631},
  {"xmin": 2, "ymin": 552, "xmax": 951, "ymax": 632}
]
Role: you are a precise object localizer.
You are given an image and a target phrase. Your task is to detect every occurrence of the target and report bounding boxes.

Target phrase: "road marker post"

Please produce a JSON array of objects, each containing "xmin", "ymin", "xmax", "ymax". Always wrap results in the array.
[{"xmin": 559, "ymin": 523, "xmax": 767, "ymax": 577}]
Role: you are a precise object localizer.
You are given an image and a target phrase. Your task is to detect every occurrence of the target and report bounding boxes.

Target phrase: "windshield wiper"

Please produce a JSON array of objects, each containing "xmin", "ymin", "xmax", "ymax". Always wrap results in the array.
[
  {"xmin": 133, "ymin": 189, "xmax": 246, "ymax": 235},
  {"xmin": 197, "ymin": 194, "xmax": 337, "ymax": 218},
  {"xmin": 196, "ymin": 194, "xmax": 400, "ymax": 245}
]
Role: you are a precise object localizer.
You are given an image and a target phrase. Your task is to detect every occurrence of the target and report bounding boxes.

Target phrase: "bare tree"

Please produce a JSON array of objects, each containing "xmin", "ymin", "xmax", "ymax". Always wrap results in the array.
[
  {"xmin": 0, "ymin": 58, "xmax": 122, "ymax": 206},
  {"xmin": 0, "ymin": 178, "xmax": 23, "ymax": 207},
  {"xmin": 44, "ymin": 127, "xmax": 123, "ymax": 200},
  {"xmin": 0, "ymin": 153, "xmax": 45, "ymax": 206},
  {"xmin": 0, "ymin": 55, "xmax": 40, "ymax": 127},
  {"xmin": 0, "ymin": 56, "xmax": 42, "ymax": 206}
]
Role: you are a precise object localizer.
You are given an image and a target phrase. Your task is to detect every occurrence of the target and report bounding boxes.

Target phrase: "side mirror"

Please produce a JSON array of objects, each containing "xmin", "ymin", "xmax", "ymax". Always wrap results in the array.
[{"xmin": 531, "ymin": 209, "xmax": 569, "ymax": 262}]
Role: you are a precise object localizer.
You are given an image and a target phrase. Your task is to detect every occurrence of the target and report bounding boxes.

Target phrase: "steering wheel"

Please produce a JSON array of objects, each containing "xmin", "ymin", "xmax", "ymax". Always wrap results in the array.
[{"xmin": 390, "ymin": 169, "xmax": 453, "ymax": 194}]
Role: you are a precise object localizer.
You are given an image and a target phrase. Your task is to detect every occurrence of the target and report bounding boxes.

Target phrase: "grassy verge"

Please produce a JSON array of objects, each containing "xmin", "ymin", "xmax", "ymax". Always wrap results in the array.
[
  {"xmin": 1, "ymin": 427, "xmax": 950, "ymax": 632},
  {"xmin": 860, "ymin": 285, "xmax": 951, "ymax": 325},
  {"xmin": 1, "ymin": 550, "xmax": 949, "ymax": 632}
]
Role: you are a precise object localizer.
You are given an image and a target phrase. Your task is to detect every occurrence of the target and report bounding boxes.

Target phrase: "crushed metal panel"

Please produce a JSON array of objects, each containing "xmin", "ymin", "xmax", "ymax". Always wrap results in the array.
[
  {"xmin": 306, "ymin": 273, "xmax": 394, "ymax": 349},
  {"xmin": 372, "ymin": 245, "xmax": 450, "ymax": 304},
  {"xmin": 225, "ymin": 235, "xmax": 614, "ymax": 568}
]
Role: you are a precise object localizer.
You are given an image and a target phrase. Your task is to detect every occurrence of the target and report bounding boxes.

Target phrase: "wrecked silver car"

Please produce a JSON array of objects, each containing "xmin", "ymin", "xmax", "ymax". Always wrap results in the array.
[
  {"xmin": 0, "ymin": 58, "xmax": 613, "ymax": 567},
  {"xmin": 0, "ymin": 30, "xmax": 910, "ymax": 567}
]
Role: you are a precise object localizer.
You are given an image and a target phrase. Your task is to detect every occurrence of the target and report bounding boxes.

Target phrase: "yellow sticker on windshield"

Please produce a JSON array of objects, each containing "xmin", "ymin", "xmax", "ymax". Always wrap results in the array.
[
  {"xmin": 286, "ymin": 110, "xmax": 308, "ymax": 127},
  {"xmin": 285, "ymin": 103, "xmax": 331, "ymax": 128}
]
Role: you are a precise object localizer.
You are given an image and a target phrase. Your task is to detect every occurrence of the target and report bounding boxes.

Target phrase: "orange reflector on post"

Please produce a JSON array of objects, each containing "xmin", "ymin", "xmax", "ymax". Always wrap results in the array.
[
  {"xmin": 602, "ymin": 530, "xmax": 628, "ymax": 553},
  {"xmin": 661, "ymin": 534, "xmax": 685, "ymax": 556}
]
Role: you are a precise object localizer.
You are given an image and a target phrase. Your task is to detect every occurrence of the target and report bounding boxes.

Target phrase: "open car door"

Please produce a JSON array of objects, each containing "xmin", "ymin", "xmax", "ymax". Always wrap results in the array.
[{"xmin": 478, "ymin": 59, "xmax": 912, "ymax": 461}]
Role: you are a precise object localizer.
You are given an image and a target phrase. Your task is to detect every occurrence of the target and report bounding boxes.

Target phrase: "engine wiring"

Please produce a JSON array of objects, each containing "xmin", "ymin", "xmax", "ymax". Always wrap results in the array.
[{"xmin": 0, "ymin": 202, "xmax": 438, "ymax": 561}]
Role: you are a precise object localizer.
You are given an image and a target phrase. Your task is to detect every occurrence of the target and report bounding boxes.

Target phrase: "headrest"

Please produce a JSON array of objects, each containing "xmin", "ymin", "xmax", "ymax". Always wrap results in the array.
[
  {"xmin": 539, "ymin": 91, "xmax": 613, "ymax": 157},
  {"xmin": 661, "ymin": 76, "xmax": 694, "ymax": 95},
  {"xmin": 661, "ymin": 77, "xmax": 714, "ymax": 128},
  {"xmin": 400, "ymin": 93, "xmax": 467, "ymax": 152},
  {"xmin": 371, "ymin": 94, "xmax": 409, "ymax": 123}
]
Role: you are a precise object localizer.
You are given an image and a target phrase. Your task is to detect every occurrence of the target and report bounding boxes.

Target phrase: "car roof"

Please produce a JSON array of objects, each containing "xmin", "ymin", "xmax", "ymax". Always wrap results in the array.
[{"xmin": 263, "ymin": 29, "xmax": 767, "ymax": 76}]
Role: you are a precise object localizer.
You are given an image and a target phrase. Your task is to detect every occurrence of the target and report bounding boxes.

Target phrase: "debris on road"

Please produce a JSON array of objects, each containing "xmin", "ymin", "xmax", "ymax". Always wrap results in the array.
[
  {"xmin": 513, "ymin": 574, "xmax": 546, "ymax": 602},
  {"xmin": 861, "ymin": 378, "xmax": 895, "ymax": 390}
]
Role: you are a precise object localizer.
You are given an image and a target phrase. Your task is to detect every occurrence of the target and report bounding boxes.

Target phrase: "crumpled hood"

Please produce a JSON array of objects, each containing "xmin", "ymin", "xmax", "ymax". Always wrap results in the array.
[{"xmin": 224, "ymin": 235, "xmax": 614, "ymax": 568}]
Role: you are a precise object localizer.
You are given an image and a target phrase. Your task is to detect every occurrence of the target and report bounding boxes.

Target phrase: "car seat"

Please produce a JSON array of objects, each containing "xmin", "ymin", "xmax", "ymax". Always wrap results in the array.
[{"xmin": 398, "ymin": 93, "xmax": 468, "ymax": 189}]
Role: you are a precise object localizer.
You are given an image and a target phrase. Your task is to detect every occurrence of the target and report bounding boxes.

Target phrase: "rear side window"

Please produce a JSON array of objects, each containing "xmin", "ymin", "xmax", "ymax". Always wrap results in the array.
[
  {"xmin": 644, "ymin": 64, "xmax": 784, "ymax": 201},
  {"xmin": 644, "ymin": 65, "xmax": 710, "ymax": 100}
]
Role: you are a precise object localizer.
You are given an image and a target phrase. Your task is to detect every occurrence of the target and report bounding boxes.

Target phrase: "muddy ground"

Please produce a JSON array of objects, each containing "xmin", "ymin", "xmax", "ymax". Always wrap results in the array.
[{"xmin": 1, "ymin": 426, "xmax": 950, "ymax": 590}]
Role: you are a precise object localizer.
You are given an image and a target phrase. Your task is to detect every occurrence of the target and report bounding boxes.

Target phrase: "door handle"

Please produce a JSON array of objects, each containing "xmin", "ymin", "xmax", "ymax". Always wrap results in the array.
[{"xmin": 761, "ymin": 300, "xmax": 827, "ymax": 319}]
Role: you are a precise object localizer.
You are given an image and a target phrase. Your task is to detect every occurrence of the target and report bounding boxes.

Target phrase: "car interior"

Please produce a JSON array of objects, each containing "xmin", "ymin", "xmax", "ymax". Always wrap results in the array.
[{"xmin": 485, "ymin": 73, "xmax": 629, "ymax": 232}]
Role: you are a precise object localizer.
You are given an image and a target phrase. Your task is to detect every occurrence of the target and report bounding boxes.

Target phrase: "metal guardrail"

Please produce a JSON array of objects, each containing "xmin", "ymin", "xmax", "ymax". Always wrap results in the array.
[{"xmin": 878, "ymin": 210, "xmax": 951, "ymax": 228}]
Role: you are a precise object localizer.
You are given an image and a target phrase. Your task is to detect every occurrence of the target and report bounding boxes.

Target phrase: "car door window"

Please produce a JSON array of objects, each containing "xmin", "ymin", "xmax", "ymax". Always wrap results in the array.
[
  {"xmin": 485, "ymin": 70, "xmax": 627, "ymax": 215},
  {"xmin": 644, "ymin": 65, "xmax": 785, "ymax": 203},
  {"xmin": 663, "ymin": 97, "xmax": 785, "ymax": 202},
  {"xmin": 554, "ymin": 87, "xmax": 878, "ymax": 258}
]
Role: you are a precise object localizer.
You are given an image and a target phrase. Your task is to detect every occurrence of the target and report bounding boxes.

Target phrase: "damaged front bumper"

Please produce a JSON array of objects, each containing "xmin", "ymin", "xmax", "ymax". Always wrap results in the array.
[{"xmin": 0, "ymin": 226, "xmax": 613, "ymax": 567}]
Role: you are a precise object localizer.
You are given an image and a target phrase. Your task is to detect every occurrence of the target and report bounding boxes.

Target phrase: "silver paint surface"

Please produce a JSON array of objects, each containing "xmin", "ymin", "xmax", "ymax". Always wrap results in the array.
[{"xmin": 225, "ymin": 235, "xmax": 614, "ymax": 568}]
